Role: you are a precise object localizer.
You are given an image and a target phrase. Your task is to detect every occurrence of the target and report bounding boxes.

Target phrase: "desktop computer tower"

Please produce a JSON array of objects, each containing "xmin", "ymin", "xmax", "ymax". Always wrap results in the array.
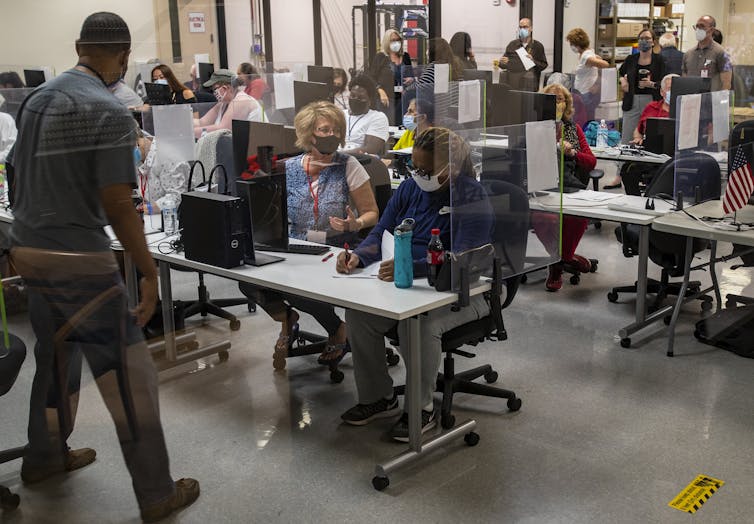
[{"xmin": 180, "ymin": 191, "xmax": 245, "ymax": 268}]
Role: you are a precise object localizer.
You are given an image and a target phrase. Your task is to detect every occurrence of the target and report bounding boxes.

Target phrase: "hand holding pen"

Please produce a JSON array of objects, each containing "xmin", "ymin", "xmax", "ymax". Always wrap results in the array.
[{"xmin": 336, "ymin": 242, "xmax": 360, "ymax": 273}]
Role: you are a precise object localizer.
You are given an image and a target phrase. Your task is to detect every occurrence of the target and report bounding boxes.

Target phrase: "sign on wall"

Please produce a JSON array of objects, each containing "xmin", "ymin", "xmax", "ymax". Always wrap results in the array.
[{"xmin": 189, "ymin": 12, "xmax": 205, "ymax": 33}]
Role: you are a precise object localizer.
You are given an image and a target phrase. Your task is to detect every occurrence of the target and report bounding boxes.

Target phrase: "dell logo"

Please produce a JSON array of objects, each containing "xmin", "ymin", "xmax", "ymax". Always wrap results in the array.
[{"xmin": 231, "ymin": 239, "xmax": 239, "ymax": 249}]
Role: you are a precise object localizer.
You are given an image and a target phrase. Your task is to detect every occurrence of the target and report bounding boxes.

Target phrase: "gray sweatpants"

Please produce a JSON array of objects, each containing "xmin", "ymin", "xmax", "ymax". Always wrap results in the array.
[{"xmin": 345, "ymin": 294, "xmax": 490, "ymax": 409}]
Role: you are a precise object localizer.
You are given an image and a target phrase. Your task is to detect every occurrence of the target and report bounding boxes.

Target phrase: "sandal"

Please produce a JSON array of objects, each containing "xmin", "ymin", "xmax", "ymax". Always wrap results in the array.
[
  {"xmin": 317, "ymin": 341, "xmax": 350, "ymax": 366},
  {"xmin": 274, "ymin": 313, "xmax": 299, "ymax": 357}
]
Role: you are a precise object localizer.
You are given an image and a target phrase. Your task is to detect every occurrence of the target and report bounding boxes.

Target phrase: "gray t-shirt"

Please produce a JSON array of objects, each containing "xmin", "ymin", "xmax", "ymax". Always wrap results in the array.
[
  {"xmin": 682, "ymin": 41, "xmax": 732, "ymax": 92},
  {"xmin": 9, "ymin": 69, "xmax": 137, "ymax": 251}
]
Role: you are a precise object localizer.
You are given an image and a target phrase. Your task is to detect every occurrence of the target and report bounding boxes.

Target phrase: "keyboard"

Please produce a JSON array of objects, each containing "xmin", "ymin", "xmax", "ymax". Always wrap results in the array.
[{"xmin": 257, "ymin": 243, "xmax": 330, "ymax": 255}]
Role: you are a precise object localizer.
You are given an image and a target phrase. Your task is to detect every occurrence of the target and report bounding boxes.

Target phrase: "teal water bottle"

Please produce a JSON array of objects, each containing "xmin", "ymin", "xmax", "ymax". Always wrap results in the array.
[{"xmin": 393, "ymin": 218, "xmax": 415, "ymax": 289}]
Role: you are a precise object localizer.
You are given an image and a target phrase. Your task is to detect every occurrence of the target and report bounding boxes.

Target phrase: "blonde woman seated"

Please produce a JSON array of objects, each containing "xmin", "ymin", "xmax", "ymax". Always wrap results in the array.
[
  {"xmin": 239, "ymin": 101, "xmax": 379, "ymax": 365},
  {"xmin": 193, "ymin": 69, "xmax": 266, "ymax": 138}
]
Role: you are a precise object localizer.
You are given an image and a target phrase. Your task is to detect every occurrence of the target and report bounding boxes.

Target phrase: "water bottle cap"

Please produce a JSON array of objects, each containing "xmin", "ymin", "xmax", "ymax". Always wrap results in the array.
[{"xmin": 431, "ymin": 228, "xmax": 440, "ymax": 235}]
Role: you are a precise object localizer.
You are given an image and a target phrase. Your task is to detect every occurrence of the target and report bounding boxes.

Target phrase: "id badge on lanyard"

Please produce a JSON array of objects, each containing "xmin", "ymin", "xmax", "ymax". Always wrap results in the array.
[{"xmin": 305, "ymin": 170, "xmax": 326, "ymax": 244}]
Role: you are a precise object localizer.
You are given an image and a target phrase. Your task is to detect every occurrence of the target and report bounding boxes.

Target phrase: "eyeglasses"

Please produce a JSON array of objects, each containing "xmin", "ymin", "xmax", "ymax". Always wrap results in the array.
[
  {"xmin": 694, "ymin": 24, "xmax": 709, "ymax": 30},
  {"xmin": 638, "ymin": 37, "xmax": 653, "ymax": 42},
  {"xmin": 411, "ymin": 164, "xmax": 448, "ymax": 180},
  {"xmin": 314, "ymin": 126, "xmax": 337, "ymax": 136}
]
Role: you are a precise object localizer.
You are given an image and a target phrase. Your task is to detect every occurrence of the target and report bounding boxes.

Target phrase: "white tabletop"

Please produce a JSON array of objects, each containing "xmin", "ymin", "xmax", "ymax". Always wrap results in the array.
[
  {"xmin": 529, "ymin": 190, "xmax": 673, "ymax": 225},
  {"xmin": 652, "ymin": 201, "xmax": 754, "ymax": 247}
]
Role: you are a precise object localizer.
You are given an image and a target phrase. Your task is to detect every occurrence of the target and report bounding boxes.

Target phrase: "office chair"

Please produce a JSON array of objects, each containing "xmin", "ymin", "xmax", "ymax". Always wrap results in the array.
[
  {"xmin": 0, "ymin": 329, "xmax": 25, "ymax": 511},
  {"xmin": 394, "ymin": 179, "xmax": 525, "ymax": 429},
  {"xmin": 608, "ymin": 153, "xmax": 718, "ymax": 323}
]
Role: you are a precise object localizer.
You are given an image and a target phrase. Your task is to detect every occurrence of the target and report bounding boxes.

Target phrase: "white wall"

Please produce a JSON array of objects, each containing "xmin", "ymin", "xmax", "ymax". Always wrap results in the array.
[
  {"xmin": 270, "ymin": 0, "xmax": 315, "ymax": 68},
  {"xmin": 680, "ymin": 0, "xmax": 727, "ymax": 52},
  {"xmin": 562, "ymin": 0, "xmax": 597, "ymax": 74},
  {"xmin": 0, "ymin": 0, "xmax": 157, "ymax": 76},
  {"xmin": 224, "ymin": 0, "xmax": 254, "ymax": 69}
]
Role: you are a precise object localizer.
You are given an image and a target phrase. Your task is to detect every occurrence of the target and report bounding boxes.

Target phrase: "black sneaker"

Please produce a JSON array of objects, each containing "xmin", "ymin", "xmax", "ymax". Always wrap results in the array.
[
  {"xmin": 341, "ymin": 394, "xmax": 400, "ymax": 426},
  {"xmin": 389, "ymin": 410, "xmax": 437, "ymax": 442}
]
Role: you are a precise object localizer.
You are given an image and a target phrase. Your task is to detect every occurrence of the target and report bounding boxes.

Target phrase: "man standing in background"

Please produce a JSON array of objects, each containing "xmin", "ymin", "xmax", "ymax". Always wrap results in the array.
[
  {"xmin": 500, "ymin": 18, "xmax": 548, "ymax": 91},
  {"xmin": 683, "ymin": 15, "xmax": 732, "ymax": 91}
]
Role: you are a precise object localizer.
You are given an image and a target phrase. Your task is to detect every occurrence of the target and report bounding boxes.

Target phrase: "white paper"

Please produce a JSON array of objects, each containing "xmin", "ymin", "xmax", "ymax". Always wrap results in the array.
[
  {"xmin": 293, "ymin": 63, "xmax": 308, "ymax": 82},
  {"xmin": 600, "ymin": 68, "xmax": 618, "ymax": 103},
  {"xmin": 458, "ymin": 80, "xmax": 482, "ymax": 124},
  {"xmin": 333, "ymin": 230, "xmax": 393, "ymax": 279},
  {"xmin": 153, "ymin": 105, "xmax": 195, "ymax": 164},
  {"xmin": 434, "ymin": 64, "xmax": 450, "ymax": 94},
  {"xmin": 677, "ymin": 94, "xmax": 702, "ymax": 150},
  {"xmin": 273, "ymin": 72, "xmax": 295, "ymax": 109},
  {"xmin": 711, "ymin": 90, "xmax": 730, "ymax": 144},
  {"xmin": 525, "ymin": 120, "xmax": 558, "ymax": 193},
  {"xmin": 515, "ymin": 47, "xmax": 536, "ymax": 71},
  {"xmin": 194, "ymin": 54, "xmax": 210, "ymax": 70}
]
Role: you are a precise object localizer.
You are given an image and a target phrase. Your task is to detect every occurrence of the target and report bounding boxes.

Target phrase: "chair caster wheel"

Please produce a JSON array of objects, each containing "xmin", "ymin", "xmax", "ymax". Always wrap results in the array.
[
  {"xmin": 372, "ymin": 476, "xmax": 389, "ymax": 491},
  {"xmin": 464, "ymin": 432, "xmax": 480, "ymax": 446},
  {"xmin": 594, "ymin": 221, "xmax": 602, "ymax": 230},
  {"xmin": 0, "ymin": 487, "xmax": 20, "ymax": 510},
  {"xmin": 570, "ymin": 274, "xmax": 580, "ymax": 285},
  {"xmin": 386, "ymin": 351, "xmax": 400, "ymax": 366},
  {"xmin": 218, "ymin": 350, "xmax": 229, "ymax": 362},
  {"xmin": 229, "ymin": 319, "xmax": 241, "ymax": 331},
  {"xmin": 663, "ymin": 315, "xmax": 671, "ymax": 326},
  {"xmin": 694, "ymin": 329, "xmax": 702, "ymax": 340},
  {"xmin": 329, "ymin": 369, "xmax": 344, "ymax": 383},
  {"xmin": 607, "ymin": 291, "xmax": 618, "ymax": 303},
  {"xmin": 520, "ymin": 274, "xmax": 528, "ymax": 284},
  {"xmin": 441, "ymin": 413, "xmax": 456, "ymax": 429},
  {"xmin": 620, "ymin": 338, "xmax": 631, "ymax": 348},
  {"xmin": 725, "ymin": 299, "xmax": 736, "ymax": 309},
  {"xmin": 589, "ymin": 260, "xmax": 598, "ymax": 272},
  {"xmin": 484, "ymin": 370, "xmax": 498, "ymax": 383},
  {"xmin": 248, "ymin": 302, "xmax": 257, "ymax": 313},
  {"xmin": 507, "ymin": 397, "xmax": 522, "ymax": 411},
  {"xmin": 181, "ymin": 340, "xmax": 199, "ymax": 352},
  {"xmin": 701, "ymin": 300, "xmax": 713, "ymax": 312}
]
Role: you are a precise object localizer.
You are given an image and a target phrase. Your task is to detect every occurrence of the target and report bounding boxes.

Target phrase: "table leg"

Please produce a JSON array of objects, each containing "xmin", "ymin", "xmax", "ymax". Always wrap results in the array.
[
  {"xmin": 709, "ymin": 240, "xmax": 722, "ymax": 312},
  {"xmin": 666, "ymin": 236, "xmax": 694, "ymax": 357},
  {"xmin": 636, "ymin": 224, "xmax": 649, "ymax": 323}
]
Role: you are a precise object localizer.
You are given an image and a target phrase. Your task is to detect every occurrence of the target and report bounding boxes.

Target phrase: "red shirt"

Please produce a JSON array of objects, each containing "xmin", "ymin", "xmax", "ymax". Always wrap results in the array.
[{"xmin": 637, "ymin": 99, "xmax": 669, "ymax": 136}]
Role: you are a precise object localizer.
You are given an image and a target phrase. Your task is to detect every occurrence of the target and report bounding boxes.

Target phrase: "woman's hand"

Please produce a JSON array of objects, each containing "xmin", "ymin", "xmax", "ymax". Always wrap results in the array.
[
  {"xmin": 329, "ymin": 206, "xmax": 361, "ymax": 232},
  {"xmin": 620, "ymin": 74, "xmax": 629, "ymax": 93},
  {"xmin": 377, "ymin": 87, "xmax": 389, "ymax": 107},
  {"xmin": 561, "ymin": 140, "xmax": 576, "ymax": 157},
  {"xmin": 638, "ymin": 78, "xmax": 654, "ymax": 90},
  {"xmin": 336, "ymin": 250, "xmax": 360, "ymax": 274},
  {"xmin": 500, "ymin": 56, "xmax": 510, "ymax": 66},
  {"xmin": 377, "ymin": 259, "xmax": 394, "ymax": 282}
]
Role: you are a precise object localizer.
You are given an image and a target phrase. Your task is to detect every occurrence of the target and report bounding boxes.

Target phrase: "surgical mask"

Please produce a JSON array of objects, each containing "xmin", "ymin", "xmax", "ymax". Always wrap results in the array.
[
  {"xmin": 402, "ymin": 114, "xmax": 416, "ymax": 131},
  {"xmin": 518, "ymin": 28, "xmax": 529, "ymax": 40},
  {"xmin": 154, "ymin": 78, "xmax": 168, "ymax": 85},
  {"xmin": 313, "ymin": 134, "xmax": 341, "ymax": 155},
  {"xmin": 214, "ymin": 86, "xmax": 228, "ymax": 102},
  {"xmin": 389, "ymin": 41, "xmax": 402, "ymax": 53},
  {"xmin": 664, "ymin": 91, "xmax": 671, "ymax": 105},
  {"xmin": 412, "ymin": 165, "xmax": 448, "ymax": 192},
  {"xmin": 638, "ymin": 40, "xmax": 652, "ymax": 52},
  {"xmin": 349, "ymin": 97, "xmax": 369, "ymax": 115},
  {"xmin": 555, "ymin": 102, "xmax": 566, "ymax": 121},
  {"xmin": 133, "ymin": 146, "xmax": 142, "ymax": 166},
  {"xmin": 570, "ymin": 44, "xmax": 580, "ymax": 54},
  {"xmin": 696, "ymin": 28, "xmax": 707, "ymax": 41}
]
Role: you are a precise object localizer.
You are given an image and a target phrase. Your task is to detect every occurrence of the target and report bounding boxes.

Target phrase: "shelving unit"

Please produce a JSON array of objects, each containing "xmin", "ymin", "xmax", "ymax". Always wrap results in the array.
[{"xmin": 595, "ymin": 1, "xmax": 685, "ymax": 66}]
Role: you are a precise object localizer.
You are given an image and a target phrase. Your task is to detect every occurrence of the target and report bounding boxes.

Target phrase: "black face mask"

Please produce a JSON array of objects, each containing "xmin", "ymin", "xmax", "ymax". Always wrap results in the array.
[
  {"xmin": 313, "ymin": 134, "xmax": 341, "ymax": 155},
  {"xmin": 349, "ymin": 98, "xmax": 369, "ymax": 115}
]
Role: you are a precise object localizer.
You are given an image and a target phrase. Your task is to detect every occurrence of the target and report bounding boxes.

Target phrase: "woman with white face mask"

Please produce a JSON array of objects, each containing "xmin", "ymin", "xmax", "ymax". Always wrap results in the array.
[
  {"xmin": 151, "ymin": 64, "xmax": 197, "ymax": 105},
  {"xmin": 192, "ymin": 69, "xmax": 266, "ymax": 138},
  {"xmin": 618, "ymin": 29, "xmax": 666, "ymax": 144},
  {"xmin": 566, "ymin": 27, "xmax": 611, "ymax": 124},
  {"xmin": 366, "ymin": 28, "xmax": 413, "ymax": 125}
]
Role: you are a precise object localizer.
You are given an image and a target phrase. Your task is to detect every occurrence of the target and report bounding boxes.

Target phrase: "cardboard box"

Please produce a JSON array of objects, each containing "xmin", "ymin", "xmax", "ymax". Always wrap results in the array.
[
  {"xmin": 671, "ymin": 3, "xmax": 685, "ymax": 15},
  {"xmin": 615, "ymin": 46, "xmax": 634, "ymax": 59},
  {"xmin": 616, "ymin": 23, "xmax": 645, "ymax": 39},
  {"xmin": 616, "ymin": 2, "xmax": 650, "ymax": 17},
  {"xmin": 653, "ymin": 6, "xmax": 663, "ymax": 18},
  {"xmin": 598, "ymin": 24, "xmax": 615, "ymax": 41}
]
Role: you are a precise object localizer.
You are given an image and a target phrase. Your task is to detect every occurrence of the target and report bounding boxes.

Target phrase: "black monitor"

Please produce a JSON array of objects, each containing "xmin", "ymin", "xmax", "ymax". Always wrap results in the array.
[
  {"xmin": 236, "ymin": 173, "xmax": 288, "ymax": 251},
  {"xmin": 144, "ymin": 82, "xmax": 172, "ymax": 105},
  {"xmin": 293, "ymin": 80, "xmax": 332, "ymax": 112},
  {"xmin": 23, "ymin": 69, "xmax": 46, "ymax": 88},
  {"xmin": 231, "ymin": 120, "xmax": 301, "ymax": 182},
  {"xmin": 487, "ymin": 87, "xmax": 556, "ymax": 127},
  {"xmin": 198, "ymin": 62, "xmax": 214, "ymax": 86},
  {"xmin": 307, "ymin": 65, "xmax": 334, "ymax": 90},
  {"xmin": 643, "ymin": 117, "xmax": 676, "ymax": 156},
  {"xmin": 669, "ymin": 76, "xmax": 711, "ymax": 119},
  {"xmin": 462, "ymin": 69, "xmax": 492, "ymax": 84}
]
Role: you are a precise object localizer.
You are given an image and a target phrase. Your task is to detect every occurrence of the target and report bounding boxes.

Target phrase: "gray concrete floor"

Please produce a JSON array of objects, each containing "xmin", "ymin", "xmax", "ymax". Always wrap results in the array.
[{"xmin": 1, "ymin": 221, "xmax": 754, "ymax": 523}]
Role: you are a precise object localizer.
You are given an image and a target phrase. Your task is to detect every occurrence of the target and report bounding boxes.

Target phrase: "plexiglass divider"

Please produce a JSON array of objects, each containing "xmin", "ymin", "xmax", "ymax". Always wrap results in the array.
[
  {"xmin": 673, "ymin": 91, "xmax": 731, "ymax": 204},
  {"xmin": 448, "ymin": 124, "xmax": 562, "ymax": 292}
]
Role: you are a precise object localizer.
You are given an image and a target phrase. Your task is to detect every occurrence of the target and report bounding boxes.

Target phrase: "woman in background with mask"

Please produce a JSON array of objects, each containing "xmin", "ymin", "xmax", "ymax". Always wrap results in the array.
[
  {"xmin": 367, "ymin": 28, "xmax": 413, "ymax": 125},
  {"xmin": 332, "ymin": 67, "xmax": 350, "ymax": 111},
  {"xmin": 566, "ymin": 28, "xmax": 610, "ymax": 123},
  {"xmin": 534, "ymin": 83, "xmax": 597, "ymax": 292},
  {"xmin": 341, "ymin": 74, "xmax": 389, "ymax": 155},
  {"xmin": 450, "ymin": 32, "xmax": 477, "ymax": 70},
  {"xmin": 239, "ymin": 101, "xmax": 378, "ymax": 367},
  {"xmin": 393, "ymin": 95, "xmax": 435, "ymax": 151},
  {"xmin": 151, "ymin": 64, "xmax": 196, "ymax": 105},
  {"xmin": 618, "ymin": 29, "xmax": 665, "ymax": 144}
]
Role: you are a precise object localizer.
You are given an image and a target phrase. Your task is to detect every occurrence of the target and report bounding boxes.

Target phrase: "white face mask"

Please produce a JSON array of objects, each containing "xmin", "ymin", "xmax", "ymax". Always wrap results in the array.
[
  {"xmin": 412, "ymin": 165, "xmax": 448, "ymax": 192},
  {"xmin": 389, "ymin": 41, "xmax": 402, "ymax": 53},
  {"xmin": 214, "ymin": 86, "xmax": 228, "ymax": 102},
  {"xmin": 154, "ymin": 78, "xmax": 168, "ymax": 85},
  {"xmin": 695, "ymin": 27, "xmax": 708, "ymax": 42},
  {"xmin": 570, "ymin": 44, "xmax": 580, "ymax": 54}
]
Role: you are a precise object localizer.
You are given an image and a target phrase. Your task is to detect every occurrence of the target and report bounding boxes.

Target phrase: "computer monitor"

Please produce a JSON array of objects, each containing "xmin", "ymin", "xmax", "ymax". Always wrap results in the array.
[
  {"xmin": 231, "ymin": 120, "xmax": 301, "ymax": 182},
  {"xmin": 23, "ymin": 69, "xmax": 46, "ymax": 88},
  {"xmin": 669, "ymin": 76, "xmax": 711, "ymax": 119},
  {"xmin": 236, "ymin": 173, "xmax": 288, "ymax": 251},
  {"xmin": 643, "ymin": 117, "xmax": 676, "ymax": 156},
  {"xmin": 144, "ymin": 82, "xmax": 172, "ymax": 105},
  {"xmin": 198, "ymin": 62, "xmax": 214, "ymax": 86},
  {"xmin": 462, "ymin": 69, "xmax": 492, "ymax": 84},
  {"xmin": 293, "ymin": 80, "xmax": 332, "ymax": 112},
  {"xmin": 487, "ymin": 87, "xmax": 556, "ymax": 127},
  {"xmin": 306, "ymin": 65, "xmax": 334, "ymax": 91}
]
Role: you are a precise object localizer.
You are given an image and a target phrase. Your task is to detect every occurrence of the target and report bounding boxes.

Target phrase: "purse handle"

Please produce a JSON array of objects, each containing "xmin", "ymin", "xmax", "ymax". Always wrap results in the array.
[
  {"xmin": 187, "ymin": 161, "xmax": 206, "ymax": 192},
  {"xmin": 208, "ymin": 164, "xmax": 229, "ymax": 195}
]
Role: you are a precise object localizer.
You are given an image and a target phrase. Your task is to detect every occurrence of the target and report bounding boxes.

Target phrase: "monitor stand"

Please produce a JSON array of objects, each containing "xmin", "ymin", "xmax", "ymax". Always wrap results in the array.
[{"xmin": 245, "ymin": 253, "xmax": 284, "ymax": 266}]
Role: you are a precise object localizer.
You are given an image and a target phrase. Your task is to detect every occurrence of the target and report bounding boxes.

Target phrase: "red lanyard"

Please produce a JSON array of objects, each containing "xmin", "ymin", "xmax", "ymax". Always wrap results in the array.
[{"xmin": 304, "ymin": 156, "xmax": 320, "ymax": 223}]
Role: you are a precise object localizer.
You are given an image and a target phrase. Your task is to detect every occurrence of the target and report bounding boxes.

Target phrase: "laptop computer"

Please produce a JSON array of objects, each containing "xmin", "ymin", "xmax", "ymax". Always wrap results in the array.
[
  {"xmin": 236, "ymin": 174, "xmax": 330, "ymax": 256},
  {"xmin": 145, "ymin": 82, "xmax": 172, "ymax": 105}
]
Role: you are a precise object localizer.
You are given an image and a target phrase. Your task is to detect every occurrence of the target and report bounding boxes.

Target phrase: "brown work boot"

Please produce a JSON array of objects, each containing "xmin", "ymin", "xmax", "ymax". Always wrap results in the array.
[
  {"xmin": 141, "ymin": 478, "xmax": 200, "ymax": 523},
  {"xmin": 21, "ymin": 447, "xmax": 97, "ymax": 484}
]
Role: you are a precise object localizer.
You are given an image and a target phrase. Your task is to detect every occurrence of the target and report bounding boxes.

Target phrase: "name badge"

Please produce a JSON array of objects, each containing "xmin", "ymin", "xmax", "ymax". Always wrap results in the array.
[
  {"xmin": 701, "ymin": 69, "xmax": 709, "ymax": 78},
  {"xmin": 306, "ymin": 229, "xmax": 327, "ymax": 244}
]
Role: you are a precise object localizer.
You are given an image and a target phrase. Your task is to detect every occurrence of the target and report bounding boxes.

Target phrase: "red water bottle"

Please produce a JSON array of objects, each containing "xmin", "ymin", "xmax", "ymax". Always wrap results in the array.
[{"xmin": 427, "ymin": 228, "xmax": 445, "ymax": 287}]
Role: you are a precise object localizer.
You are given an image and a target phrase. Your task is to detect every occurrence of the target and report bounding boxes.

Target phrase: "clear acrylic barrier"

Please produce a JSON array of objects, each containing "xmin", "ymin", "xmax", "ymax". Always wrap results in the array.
[
  {"xmin": 414, "ymin": 76, "xmax": 485, "ymax": 132},
  {"xmin": 0, "ymin": 87, "xmax": 34, "ymax": 120},
  {"xmin": 448, "ymin": 124, "xmax": 562, "ymax": 291},
  {"xmin": 673, "ymin": 91, "xmax": 730, "ymax": 203}
]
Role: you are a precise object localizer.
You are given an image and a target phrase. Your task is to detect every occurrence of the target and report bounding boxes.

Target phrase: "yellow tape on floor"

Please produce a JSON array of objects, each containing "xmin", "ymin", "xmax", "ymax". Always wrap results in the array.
[{"xmin": 668, "ymin": 475, "xmax": 725, "ymax": 514}]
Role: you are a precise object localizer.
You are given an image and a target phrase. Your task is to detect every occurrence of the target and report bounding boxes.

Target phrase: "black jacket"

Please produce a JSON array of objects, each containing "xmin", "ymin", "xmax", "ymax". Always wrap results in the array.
[{"xmin": 618, "ymin": 52, "xmax": 665, "ymax": 111}]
